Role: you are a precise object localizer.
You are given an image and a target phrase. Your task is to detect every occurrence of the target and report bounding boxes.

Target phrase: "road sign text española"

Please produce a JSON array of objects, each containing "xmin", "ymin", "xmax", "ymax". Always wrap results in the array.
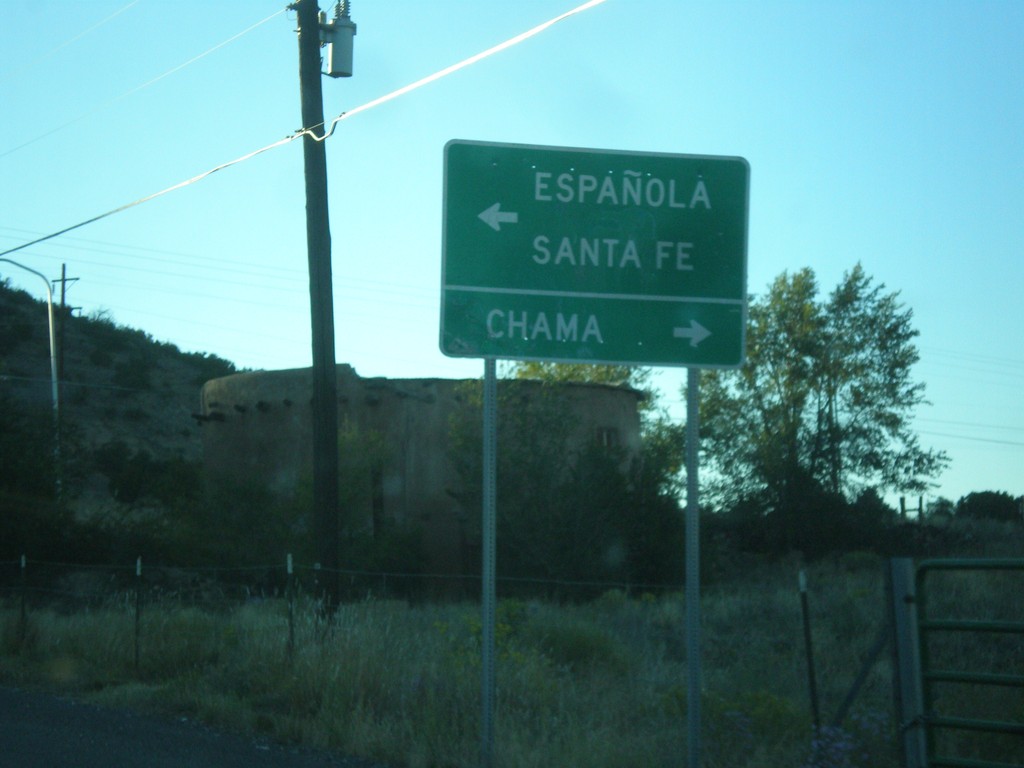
[{"xmin": 440, "ymin": 140, "xmax": 749, "ymax": 368}]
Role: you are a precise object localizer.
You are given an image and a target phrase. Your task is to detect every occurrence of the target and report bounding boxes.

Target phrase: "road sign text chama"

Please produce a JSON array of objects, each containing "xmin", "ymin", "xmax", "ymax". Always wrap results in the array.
[{"xmin": 440, "ymin": 140, "xmax": 749, "ymax": 368}]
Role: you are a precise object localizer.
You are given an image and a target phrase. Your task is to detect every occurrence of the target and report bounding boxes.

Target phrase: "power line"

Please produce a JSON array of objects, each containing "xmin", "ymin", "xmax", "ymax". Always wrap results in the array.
[
  {"xmin": 918, "ymin": 430, "xmax": 1024, "ymax": 448},
  {"xmin": 0, "ymin": 135, "xmax": 300, "ymax": 259},
  {"xmin": 314, "ymin": 0, "xmax": 612, "ymax": 137},
  {"xmin": 32, "ymin": 255, "xmax": 305, "ymax": 291},
  {"xmin": 0, "ymin": 7, "xmax": 287, "ymax": 160},
  {"xmin": 917, "ymin": 417, "xmax": 1024, "ymax": 435},
  {"xmin": 0, "ymin": 235, "xmax": 444, "ymax": 313},
  {"xmin": 0, "ymin": 0, "xmax": 142, "ymax": 86},
  {"xmin": 7, "ymin": 243, "xmax": 436, "ymax": 308},
  {"xmin": 923, "ymin": 345, "xmax": 1024, "ymax": 366},
  {"xmin": 0, "ymin": 0, "xmax": 610, "ymax": 260},
  {"xmin": 0, "ymin": 226, "xmax": 302, "ymax": 280},
  {"xmin": 9, "ymin": 237, "xmax": 432, "ymax": 301},
  {"xmin": 1, "ymin": 373, "xmax": 153, "ymax": 396},
  {"xmin": 4, "ymin": 262, "xmax": 436, "ymax": 331}
]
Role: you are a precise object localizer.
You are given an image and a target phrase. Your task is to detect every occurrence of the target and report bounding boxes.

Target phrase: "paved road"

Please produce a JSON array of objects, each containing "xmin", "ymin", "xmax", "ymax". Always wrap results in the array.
[{"xmin": 0, "ymin": 686, "xmax": 389, "ymax": 768}]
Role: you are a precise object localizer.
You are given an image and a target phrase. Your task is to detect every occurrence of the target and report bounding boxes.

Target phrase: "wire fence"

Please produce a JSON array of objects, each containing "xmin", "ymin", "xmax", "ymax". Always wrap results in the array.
[
  {"xmin": 0, "ymin": 554, "xmax": 684, "ymax": 613},
  {"xmin": 0, "ymin": 554, "xmax": 686, "ymax": 676}
]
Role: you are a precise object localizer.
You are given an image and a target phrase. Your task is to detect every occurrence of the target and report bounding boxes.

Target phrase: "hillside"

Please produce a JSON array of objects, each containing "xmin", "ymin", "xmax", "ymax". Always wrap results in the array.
[{"xmin": 0, "ymin": 279, "xmax": 237, "ymax": 511}]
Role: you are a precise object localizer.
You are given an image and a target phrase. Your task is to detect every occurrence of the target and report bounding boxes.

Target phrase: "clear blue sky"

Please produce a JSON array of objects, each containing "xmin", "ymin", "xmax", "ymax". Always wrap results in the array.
[{"xmin": 2, "ymin": 0, "xmax": 1022, "ymax": 506}]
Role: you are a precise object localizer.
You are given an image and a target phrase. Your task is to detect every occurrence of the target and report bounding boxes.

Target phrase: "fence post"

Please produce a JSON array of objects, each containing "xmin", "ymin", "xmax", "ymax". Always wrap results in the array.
[
  {"xmin": 287, "ymin": 553, "xmax": 295, "ymax": 660},
  {"xmin": 890, "ymin": 558, "xmax": 927, "ymax": 768},
  {"xmin": 799, "ymin": 569, "xmax": 822, "ymax": 732},
  {"xmin": 134, "ymin": 556, "xmax": 142, "ymax": 674},
  {"xmin": 18, "ymin": 555, "xmax": 27, "ymax": 649}
]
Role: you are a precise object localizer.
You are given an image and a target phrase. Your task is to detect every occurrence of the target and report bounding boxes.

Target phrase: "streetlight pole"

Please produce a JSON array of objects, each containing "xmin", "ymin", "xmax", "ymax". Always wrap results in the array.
[{"xmin": 1, "ymin": 258, "xmax": 60, "ymax": 494}]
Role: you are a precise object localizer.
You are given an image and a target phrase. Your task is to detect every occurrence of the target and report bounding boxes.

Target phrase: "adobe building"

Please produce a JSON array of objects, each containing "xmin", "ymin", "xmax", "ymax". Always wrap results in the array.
[{"xmin": 197, "ymin": 365, "xmax": 643, "ymax": 574}]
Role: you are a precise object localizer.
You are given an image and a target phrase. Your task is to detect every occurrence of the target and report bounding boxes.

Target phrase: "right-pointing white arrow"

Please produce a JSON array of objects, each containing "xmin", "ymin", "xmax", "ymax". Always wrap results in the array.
[
  {"xmin": 478, "ymin": 202, "xmax": 519, "ymax": 232},
  {"xmin": 673, "ymin": 320, "xmax": 711, "ymax": 347}
]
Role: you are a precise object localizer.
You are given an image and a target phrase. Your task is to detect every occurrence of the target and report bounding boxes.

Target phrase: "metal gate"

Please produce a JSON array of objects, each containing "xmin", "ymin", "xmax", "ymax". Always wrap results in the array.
[{"xmin": 891, "ymin": 558, "xmax": 1024, "ymax": 768}]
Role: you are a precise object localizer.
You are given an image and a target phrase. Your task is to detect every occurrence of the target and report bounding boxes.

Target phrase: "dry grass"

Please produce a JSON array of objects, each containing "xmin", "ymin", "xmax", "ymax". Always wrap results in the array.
[{"xmin": 6, "ymin": 553, "xmax": 1013, "ymax": 767}]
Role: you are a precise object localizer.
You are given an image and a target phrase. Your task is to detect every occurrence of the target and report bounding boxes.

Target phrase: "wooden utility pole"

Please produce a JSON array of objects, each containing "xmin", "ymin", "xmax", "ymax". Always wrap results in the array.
[
  {"xmin": 294, "ymin": 0, "xmax": 340, "ymax": 611},
  {"xmin": 54, "ymin": 264, "xmax": 79, "ymax": 400}
]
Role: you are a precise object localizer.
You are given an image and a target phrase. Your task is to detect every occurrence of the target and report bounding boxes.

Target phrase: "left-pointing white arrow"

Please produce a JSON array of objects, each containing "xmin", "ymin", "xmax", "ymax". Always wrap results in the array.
[
  {"xmin": 478, "ymin": 202, "xmax": 519, "ymax": 232},
  {"xmin": 673, "ymin": 320, "xmax": 711, "ymax": 348}
]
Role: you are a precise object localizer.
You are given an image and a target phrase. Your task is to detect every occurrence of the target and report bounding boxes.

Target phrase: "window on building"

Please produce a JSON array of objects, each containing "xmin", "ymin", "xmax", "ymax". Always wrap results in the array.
[{"xmin": 596, "ymin": 427, "xmax": 620, "ymax": 449}]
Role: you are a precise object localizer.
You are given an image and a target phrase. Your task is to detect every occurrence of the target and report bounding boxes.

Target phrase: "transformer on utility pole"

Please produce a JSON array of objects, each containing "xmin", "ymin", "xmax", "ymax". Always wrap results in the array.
[{"xmin": 320, "ymin": 1, "xmax": 356, "ymax": 78}]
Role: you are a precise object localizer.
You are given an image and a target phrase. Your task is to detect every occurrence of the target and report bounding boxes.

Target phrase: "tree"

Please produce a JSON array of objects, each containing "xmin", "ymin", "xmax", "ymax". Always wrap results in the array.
[
  {"xmin": 700, "ymin": 264, "xmax": 947, "ymax": 516},
  {"xmin": 955, "ymin": 491, "xmax": 1022, "ymax": 523},
  {"xmin": 926, "ymin": 496, "xmax": 955, "ymax": 519},
  {"xmin": 511, "ymin": 361, "xmax": 652, "ymax": 402},
  {"xmin": 513, "ymin": 361, "xmax": 688, "ymax": 583},
  {"xmin": 448, "ymin": 362, "xmax": 685, "ymax": 591},
  {"xmin": 449, "ymin": 376, "xmax": 599, "ymax": 584}
]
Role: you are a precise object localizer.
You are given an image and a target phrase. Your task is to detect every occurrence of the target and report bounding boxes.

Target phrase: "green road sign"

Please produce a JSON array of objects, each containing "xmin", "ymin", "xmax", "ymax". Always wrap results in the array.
[{"xmin": 440, "ymin": 140, "xmax": 749, "ymax": 367}]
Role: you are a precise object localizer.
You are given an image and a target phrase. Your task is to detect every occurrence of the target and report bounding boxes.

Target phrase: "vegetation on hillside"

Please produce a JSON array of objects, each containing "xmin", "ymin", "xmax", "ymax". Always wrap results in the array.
[{"xmin": 0, "ymin": 279, "xmax": 239, "ymax": 564}]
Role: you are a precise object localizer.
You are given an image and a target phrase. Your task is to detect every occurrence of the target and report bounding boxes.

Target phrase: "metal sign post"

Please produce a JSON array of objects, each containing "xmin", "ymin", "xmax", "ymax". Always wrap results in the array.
[
  {"xmin": 480, "ymin": 358, "xmax": 497, "ymax": 768},
  {"xmin": 685, "ymin": 367, "xmax": 701, "ymax": 767}
]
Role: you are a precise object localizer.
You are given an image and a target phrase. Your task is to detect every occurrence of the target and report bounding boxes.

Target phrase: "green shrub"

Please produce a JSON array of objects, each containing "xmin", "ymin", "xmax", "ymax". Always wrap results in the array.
[
  {"xmin": 523, "ymin": 614, "xmax": 632, "ymax": 674},
  {"xmin": 88, "ymin": 347, "xmax": 114, "ymax": 367},
  {"xmin": 112, "ymin": 351, "xmax": 153, "ymax": 390},
  {"xmin": 0, "ymin": 318, "xmax": 34, "ymax": 353},
  {"xmin": 183, "ymin": 351, "xmax": 236, "ymax": 386}
]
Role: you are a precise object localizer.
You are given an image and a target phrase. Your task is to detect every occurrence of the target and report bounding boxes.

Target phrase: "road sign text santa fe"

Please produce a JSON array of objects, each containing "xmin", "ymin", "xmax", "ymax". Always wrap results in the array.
[{"xmin": 440, "ymin": 140, "xmax": 749, "ymax": 367}]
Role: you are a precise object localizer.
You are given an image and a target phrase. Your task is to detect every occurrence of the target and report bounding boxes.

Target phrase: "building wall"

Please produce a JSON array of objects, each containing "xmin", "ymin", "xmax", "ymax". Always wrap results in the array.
[{"xmin": 198, "ymin": 365, "xmax": 642, "ymax": 573}]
